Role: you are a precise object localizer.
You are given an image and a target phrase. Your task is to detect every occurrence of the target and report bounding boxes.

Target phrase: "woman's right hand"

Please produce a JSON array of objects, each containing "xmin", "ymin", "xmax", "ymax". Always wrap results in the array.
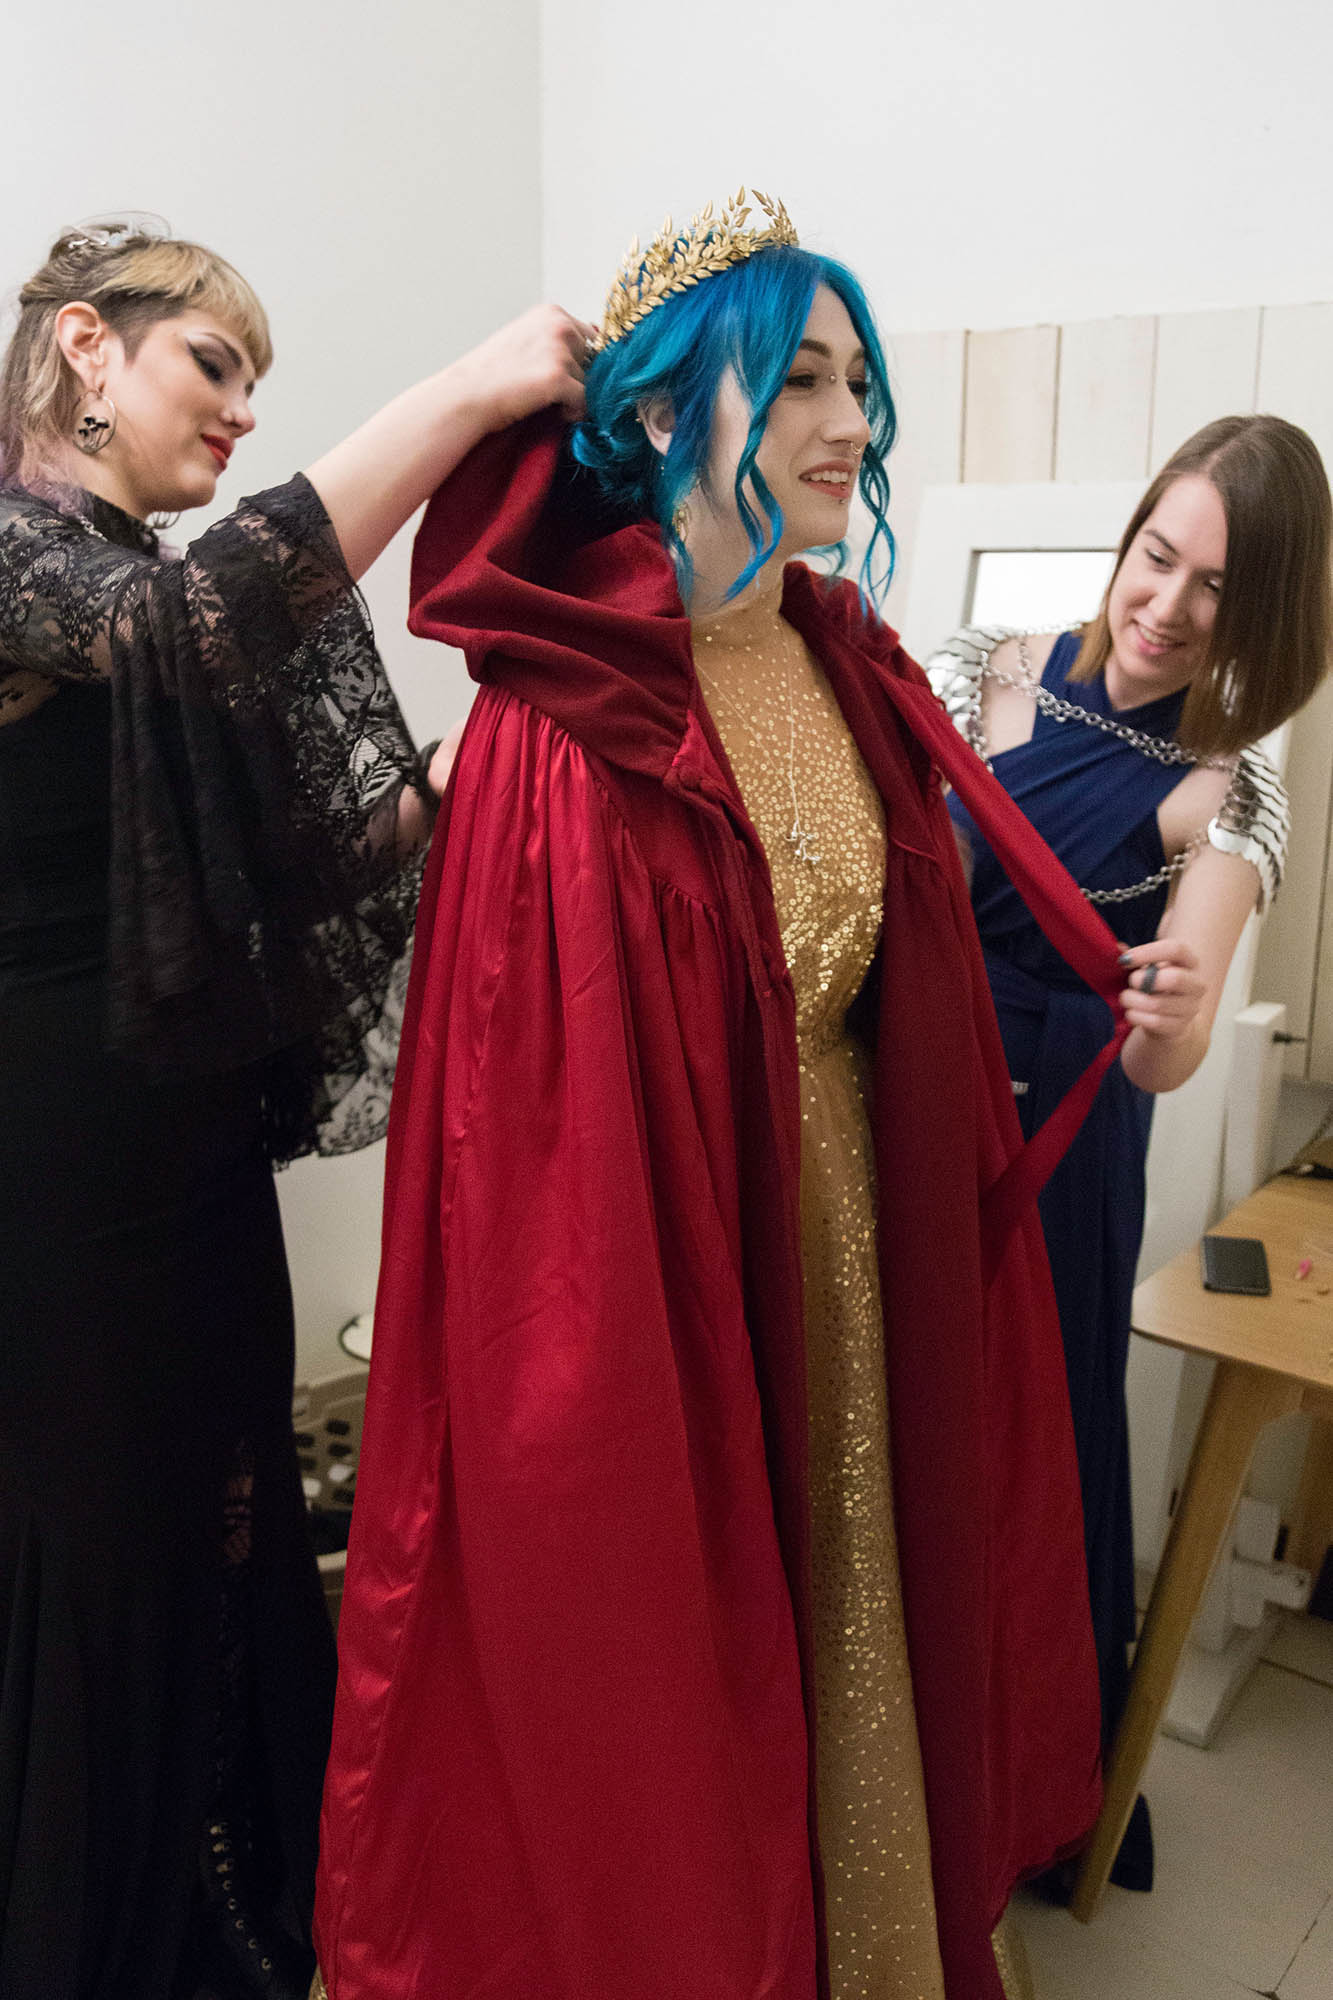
[
  {"xmin": 305, "ymin": 303, "xmax": 594, "ymax": 581},
  {"xmin": 448, "ymin": 304, "xmax": 594, "ymax": 433}
]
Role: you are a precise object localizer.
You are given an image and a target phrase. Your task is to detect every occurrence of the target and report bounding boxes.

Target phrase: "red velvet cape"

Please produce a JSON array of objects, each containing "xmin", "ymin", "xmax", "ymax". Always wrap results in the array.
[{"xmin": 316, "ymin": 419, "xmax": 1124, "ymax": 1999}]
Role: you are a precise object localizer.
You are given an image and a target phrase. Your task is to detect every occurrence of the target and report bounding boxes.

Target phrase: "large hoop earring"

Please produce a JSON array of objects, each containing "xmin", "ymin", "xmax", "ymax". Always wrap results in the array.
[{"xmin": 72, "ymin": 390, "xmax": 117, "ymax": 455}]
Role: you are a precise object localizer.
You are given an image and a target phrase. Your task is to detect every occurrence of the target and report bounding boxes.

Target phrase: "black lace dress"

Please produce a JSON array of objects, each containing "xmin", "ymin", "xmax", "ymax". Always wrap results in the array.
[{"xmin": 0, "ymin": 479, "xmax": 428, "ymax": 1999}]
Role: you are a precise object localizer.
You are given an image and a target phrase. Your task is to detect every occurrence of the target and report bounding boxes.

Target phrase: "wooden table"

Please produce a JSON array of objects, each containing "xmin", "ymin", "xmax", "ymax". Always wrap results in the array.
[{"xmin": 1071, "ymin": 1171, "xmax": 1333, "ymax": 1922}]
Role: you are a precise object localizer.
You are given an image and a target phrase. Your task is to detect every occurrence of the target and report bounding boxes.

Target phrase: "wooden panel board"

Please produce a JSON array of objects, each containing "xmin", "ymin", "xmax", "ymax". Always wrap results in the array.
[
  {"xmin": 1253, "ymin": 304, "xmax": 1333, "ymax": 1083},
  {"xmin": 1055, "ymin": 316, "xmax": 1155, "ymax": 482},
  {"xmin": 1252, "ymin": 677, "xmax": 1333, "ymax": 1083},
  {"xmin": 882, "ymin": 329, "xmax": 965, "ymax": 617},
  {"xmin": 1256, "ymin": 304, "xmax": 1333, "ymax": 466},
  {"xmin": 963, "ymin": 325, "xmax": 1058, "ymax": 484},
  {"xmin": 1150, "ymin": 308, "xmax": 1262, "ymax": 465}
]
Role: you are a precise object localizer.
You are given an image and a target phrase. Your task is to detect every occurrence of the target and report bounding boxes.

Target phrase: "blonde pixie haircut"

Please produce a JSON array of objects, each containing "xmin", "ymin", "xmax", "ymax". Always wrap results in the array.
[
  {"xmin": 1072, "ymin": 414, "xmax": 1333, "ymax": 759},
  {"xmin": 0, "ymin": 223, "xmax": 272, "ymax": 486}
]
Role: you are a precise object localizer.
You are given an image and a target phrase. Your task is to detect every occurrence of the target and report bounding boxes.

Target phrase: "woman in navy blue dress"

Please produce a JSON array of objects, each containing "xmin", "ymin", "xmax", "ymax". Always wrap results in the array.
[{"xmin": 928, "ymin": 415, "xmax": 1332, "ymax": 1888}]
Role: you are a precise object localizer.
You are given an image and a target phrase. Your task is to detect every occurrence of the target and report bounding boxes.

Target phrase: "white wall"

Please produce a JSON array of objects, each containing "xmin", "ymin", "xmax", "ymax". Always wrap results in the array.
[
  {"xmin": 17, "ymin": 0, "xmax": 1333, "ymax": 1383},
  {"xmin": 541, "ymin": 0, "xmax": 1333, "ymax": 333},
  {"xmin": 7, "ymin": 0, "xmax": 543, "ymax": 1378}
]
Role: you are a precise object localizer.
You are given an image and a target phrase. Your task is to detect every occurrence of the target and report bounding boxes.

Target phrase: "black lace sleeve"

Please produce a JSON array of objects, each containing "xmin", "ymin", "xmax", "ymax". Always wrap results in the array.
[{"xmin": 0, "ymin": 478, "xmax": 428, "ymax": 1164}]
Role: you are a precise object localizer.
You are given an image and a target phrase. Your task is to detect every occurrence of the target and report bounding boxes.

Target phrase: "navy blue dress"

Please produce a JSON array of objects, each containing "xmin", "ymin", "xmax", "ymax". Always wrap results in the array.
[{"xmin": 946, "ymin": 633, "xmax": 1188, "ymax": 1774}]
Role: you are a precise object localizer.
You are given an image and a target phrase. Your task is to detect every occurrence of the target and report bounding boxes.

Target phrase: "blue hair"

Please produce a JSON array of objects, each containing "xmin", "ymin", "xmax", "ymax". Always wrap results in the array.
[{"xmin": 571, "ymin": 243, "xmax": 896, "ymax": 608}]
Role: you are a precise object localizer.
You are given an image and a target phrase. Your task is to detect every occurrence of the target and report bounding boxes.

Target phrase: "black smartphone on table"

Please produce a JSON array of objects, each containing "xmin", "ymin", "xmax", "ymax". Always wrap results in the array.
[{"xmin": 1199, "ymin": 1234, "xmax": 1271, "ymax": 1296}]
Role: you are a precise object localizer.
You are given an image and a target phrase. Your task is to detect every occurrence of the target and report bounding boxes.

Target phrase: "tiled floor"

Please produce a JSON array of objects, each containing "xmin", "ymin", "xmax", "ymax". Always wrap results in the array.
[{"xmin": 1013, "ymin": 1613, "xmax": 1333, "ymax": 1998}]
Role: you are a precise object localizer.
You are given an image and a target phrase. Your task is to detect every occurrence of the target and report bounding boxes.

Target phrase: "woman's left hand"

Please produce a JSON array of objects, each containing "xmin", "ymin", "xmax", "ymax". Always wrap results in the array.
[{"xmin": 1116, "ymin": 938, "xmax": 1207, "ymax": 1041}]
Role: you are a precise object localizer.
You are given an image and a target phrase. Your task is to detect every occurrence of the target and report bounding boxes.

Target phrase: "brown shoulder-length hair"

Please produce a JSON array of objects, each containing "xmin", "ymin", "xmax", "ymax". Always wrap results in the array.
[
  {"xmin": 1071, "ymin": 414, "xmax": 1333, "ymax": 758},
  {"xmin": 0, "ymin": 221, "xmax": 272, "ymax": 488}
]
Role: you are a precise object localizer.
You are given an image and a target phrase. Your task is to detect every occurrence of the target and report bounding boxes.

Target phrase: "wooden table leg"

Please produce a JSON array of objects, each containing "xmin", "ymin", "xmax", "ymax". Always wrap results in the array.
[
  {"xmin": 1070, "ymin": 1359, "xmax": 1302, "ymax": 1922},
  {"xmin": 1287, "ymin": 1415, "xmax": 1333, "ymax": 1577}
]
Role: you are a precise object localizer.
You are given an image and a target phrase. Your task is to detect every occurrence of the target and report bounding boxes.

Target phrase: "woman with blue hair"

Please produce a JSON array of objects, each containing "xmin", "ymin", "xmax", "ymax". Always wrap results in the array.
[{"xmin": 317, "ymin": 196, "xmax": 1125, "ymax": 2000}]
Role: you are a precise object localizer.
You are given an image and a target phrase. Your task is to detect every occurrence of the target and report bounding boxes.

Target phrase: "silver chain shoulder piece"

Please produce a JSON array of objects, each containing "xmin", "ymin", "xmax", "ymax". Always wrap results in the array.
[{"xmin": 980, "ymin": 634, "xmax": 1233, "ymax": 907}]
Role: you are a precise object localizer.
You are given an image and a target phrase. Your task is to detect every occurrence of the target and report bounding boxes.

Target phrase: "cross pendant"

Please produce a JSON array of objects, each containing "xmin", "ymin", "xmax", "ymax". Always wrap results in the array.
[{"xmin": 789, "ymin": 820, "xmax": 821, "ymax": 867}]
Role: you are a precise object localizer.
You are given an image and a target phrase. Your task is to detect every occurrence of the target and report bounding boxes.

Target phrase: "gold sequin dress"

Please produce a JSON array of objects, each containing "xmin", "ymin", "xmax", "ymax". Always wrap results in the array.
[{"xmin": 695, "ymin": 597, "xmax": 1034, "ymax": 2000}]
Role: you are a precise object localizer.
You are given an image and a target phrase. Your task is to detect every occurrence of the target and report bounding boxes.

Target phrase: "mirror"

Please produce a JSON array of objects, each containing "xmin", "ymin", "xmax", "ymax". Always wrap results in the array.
[{"xmin": 968, "ymin": 548, "xmax": 1115, "ymax": 629}]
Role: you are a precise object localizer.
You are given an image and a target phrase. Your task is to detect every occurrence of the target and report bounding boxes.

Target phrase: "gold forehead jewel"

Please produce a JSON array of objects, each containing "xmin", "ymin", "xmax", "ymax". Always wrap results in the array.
[{"xmin": 593, "ymin": 187, "xmax": 799, "ymax": 352}]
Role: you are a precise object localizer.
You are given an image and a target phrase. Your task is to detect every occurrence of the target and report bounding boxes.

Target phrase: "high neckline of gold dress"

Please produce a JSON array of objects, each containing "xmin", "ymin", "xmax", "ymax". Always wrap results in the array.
[{"xmin": 689, "ymin": 583, "xmax": 790, "ymax": 652}]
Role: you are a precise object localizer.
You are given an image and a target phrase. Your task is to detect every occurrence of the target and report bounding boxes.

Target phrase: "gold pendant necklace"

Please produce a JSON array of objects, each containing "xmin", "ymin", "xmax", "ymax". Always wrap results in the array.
[{"xmin": 695, "ymin": 615, "xmax": 822, "ymax": 868}]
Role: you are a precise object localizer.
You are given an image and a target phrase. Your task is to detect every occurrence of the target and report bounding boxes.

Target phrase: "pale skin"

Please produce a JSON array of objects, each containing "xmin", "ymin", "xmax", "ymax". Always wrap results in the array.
[
  {"xmin": 640, "ymin": 283, "xmax": 873, "ymax": 619},
  {"xmin": 47, "ymin": 297, "xmax": 594, "ymax": 825},
  {"xmin": 978, "ymin": 474, "xmax": 1258, "ymax": 1094}
]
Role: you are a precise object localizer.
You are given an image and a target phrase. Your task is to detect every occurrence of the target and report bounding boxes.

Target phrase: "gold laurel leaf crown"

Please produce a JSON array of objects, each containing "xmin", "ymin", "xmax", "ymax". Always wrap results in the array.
[{"xmin": 593, "ymin": 187, "xmax": 799, "ymax": 352}]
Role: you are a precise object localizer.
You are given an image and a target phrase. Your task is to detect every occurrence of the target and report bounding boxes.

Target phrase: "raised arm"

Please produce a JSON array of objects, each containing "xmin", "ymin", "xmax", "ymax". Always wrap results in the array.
[{"xmin": 0, "ymin": 306, "xmax": 593, "ymax": 687}]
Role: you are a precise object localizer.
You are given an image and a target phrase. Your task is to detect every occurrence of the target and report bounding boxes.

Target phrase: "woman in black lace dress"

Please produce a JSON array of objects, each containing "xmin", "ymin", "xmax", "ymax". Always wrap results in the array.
[{"xmin": 0, "ymin": 221, "xmax": 589, "ymax": 2000}]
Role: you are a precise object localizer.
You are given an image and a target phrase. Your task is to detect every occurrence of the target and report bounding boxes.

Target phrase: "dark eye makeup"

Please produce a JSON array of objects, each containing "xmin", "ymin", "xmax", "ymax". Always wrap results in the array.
[{"xmin": 189, "ymin": 344, "xmax": 225, "ymax": 385}]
